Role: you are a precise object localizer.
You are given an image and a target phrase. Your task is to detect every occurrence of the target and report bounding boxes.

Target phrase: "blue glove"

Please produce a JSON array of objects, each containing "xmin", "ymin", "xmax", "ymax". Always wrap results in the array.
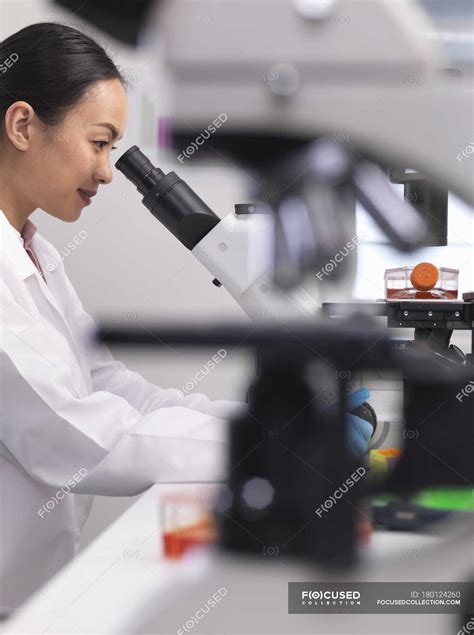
[{"xmin": 327, "ymin": 388, "xmax": 374, "ymax": 459}]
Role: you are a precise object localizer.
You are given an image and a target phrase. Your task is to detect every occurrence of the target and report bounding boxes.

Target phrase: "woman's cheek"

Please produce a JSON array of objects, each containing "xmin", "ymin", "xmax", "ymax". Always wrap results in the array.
[{"xmin": 73, "ymin": 151, "xmax": 96, "ymax": 184}]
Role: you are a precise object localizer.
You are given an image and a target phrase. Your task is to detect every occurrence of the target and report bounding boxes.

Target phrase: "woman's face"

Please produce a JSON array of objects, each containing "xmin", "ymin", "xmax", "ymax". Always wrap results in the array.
[{"xmin": 16, "ymin": 78, "xmax": 128, "ymax": 222}]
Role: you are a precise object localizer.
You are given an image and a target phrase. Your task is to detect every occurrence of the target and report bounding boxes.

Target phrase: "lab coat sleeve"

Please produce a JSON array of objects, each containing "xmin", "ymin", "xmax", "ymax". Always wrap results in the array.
[
  {"xmin": 62, "ymin": 273, "xmax": 245, "ymax": 421},
  {"xmin": 0, "ymin": 284, "xmax": 229, "ymax": 496}
]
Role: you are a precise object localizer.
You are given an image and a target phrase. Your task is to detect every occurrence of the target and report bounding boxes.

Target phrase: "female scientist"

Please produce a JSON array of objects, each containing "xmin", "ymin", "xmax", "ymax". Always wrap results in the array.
[{"xmin": 0, "ymin": 23, "xmax": 373, "ymax": 611}]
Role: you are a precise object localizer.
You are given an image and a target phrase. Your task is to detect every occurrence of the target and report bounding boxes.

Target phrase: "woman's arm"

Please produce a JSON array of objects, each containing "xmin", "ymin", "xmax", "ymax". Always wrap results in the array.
[
  {"xmin": 62, "ymin": 273, "xmax": 245, "ymax": 420},
  {"xmin": 1, "ymin": 282, "xmax": 229, "ymax": 496}
]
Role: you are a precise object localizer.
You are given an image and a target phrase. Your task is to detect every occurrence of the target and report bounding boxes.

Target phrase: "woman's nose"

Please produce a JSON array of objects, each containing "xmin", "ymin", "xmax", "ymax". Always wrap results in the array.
[{"xmin": 95, "ymin": 158, "xmax": 113, "ymax": 185}]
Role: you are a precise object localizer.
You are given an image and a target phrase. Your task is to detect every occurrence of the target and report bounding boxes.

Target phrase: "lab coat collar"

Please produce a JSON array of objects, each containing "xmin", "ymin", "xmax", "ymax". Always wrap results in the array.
[{"xmin": 0, "ymin": 210, "xmax": 40, "ymax": 280}]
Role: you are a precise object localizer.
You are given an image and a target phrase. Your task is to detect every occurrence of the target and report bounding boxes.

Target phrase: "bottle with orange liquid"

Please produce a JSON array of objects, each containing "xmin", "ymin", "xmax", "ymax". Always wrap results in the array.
[
  {"xmin": 160, "ymin": 492, "xmax": 217, "ymax": 560},
  {"xmin": 385, "ymin": 262, "xmax": 459, "ymax": 300}
]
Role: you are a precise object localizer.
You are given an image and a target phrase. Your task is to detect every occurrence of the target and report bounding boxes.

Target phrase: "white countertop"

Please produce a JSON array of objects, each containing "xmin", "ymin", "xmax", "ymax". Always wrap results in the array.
[{"xmin": 2, "ymin": 483, "xmax": 469, "ymax": 635}]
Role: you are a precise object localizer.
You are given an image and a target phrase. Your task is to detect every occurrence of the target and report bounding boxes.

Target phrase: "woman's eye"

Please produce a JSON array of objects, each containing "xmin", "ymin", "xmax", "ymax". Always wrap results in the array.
[
  {"xmin": 92, "ymin": 141, "xmax": 119, "ymax": 151},
  {"xmin": 93, "ymin": 140, "xmax": 109, "ymax": 150}
]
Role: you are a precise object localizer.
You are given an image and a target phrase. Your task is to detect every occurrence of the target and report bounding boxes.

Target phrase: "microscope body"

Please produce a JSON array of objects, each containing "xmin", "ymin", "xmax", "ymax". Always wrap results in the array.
[
  {"xmin": 116, "ymin": 146, "xmax": 320, "ymax": 322},
  {"xmin": 192, "ymin": 208, "xmax": 320, "ymax": 321}
]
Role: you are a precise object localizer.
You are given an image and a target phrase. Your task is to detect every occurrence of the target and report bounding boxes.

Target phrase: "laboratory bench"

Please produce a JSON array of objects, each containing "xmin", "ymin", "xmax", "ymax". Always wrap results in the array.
[{"xmin": 2, "ymin": 483, "xmax": 470, "ymax": 635}]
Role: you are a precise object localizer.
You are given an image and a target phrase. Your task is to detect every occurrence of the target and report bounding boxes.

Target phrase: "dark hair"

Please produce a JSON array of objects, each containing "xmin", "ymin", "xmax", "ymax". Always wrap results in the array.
[{"xmin": 0, "ymin": 22, "xmax": 125, "ymax": 134}]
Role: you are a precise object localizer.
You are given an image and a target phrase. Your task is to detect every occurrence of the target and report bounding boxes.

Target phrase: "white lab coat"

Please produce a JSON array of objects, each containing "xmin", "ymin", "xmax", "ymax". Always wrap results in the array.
[{"xmin": 0, "ymin": 210, "xmax": 243, "ymax": 612}]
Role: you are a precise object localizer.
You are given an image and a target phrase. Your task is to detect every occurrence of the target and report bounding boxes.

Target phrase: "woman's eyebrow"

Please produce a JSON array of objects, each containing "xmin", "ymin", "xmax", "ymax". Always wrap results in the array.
[{"xmin": 92, "ymin": 122, "xmax": 123, "ymax": 140}]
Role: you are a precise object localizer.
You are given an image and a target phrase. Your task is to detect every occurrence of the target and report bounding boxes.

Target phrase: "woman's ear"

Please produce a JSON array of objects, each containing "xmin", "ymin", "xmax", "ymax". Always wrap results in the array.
[{"xmin": 4, "ymin": 101, "xmax": 37, "ymax": 151}]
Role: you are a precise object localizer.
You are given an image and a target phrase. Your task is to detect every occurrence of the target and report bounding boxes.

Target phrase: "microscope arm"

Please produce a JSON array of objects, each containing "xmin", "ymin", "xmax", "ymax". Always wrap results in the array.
[{"xmin": 192, "ymin": 210, "xmax": 320, "ymax": 321}]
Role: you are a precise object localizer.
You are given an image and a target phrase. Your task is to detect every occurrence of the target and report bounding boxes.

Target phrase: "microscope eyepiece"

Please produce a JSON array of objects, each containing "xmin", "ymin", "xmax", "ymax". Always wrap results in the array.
[
  {"xmin": 115, "ymin": 145, "xmax": 219, "ymax": 250},
  {"xmin": 115, "ymin": 145, "xmax": 164, "ymax": 192}
]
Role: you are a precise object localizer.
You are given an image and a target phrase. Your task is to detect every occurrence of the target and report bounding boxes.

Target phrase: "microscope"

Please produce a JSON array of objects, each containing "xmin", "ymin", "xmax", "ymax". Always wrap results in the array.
[
  {"xmin": 111, "ymin": 139, "xmax": 473, "ymax": 567},
  {"xmin": 114, "ymin": 145, "xmax": 321, "ymax": 322}
]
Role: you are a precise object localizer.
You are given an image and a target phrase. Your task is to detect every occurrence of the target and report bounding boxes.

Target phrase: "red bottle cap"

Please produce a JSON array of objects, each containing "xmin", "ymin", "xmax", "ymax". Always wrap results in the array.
[{"xmin": 410, "ymin": 262, "xmax": 439, "ymax": 291}]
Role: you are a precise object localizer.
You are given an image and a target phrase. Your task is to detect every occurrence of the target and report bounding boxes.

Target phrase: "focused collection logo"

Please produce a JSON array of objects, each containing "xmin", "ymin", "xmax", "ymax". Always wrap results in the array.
[
  {"xmin": 289, "ymin": 582, "xmax": 469, "ymax": 614},
  {"xmin": 301, "ymin": 590, "xmax": 361, "ymax": 606}
]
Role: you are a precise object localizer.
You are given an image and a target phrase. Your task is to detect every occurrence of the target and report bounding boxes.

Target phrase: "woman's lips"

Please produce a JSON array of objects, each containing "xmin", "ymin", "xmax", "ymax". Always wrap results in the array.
[{"xmin": 78, "ymin": 189, "xmax": 96, "ymax": 206}]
